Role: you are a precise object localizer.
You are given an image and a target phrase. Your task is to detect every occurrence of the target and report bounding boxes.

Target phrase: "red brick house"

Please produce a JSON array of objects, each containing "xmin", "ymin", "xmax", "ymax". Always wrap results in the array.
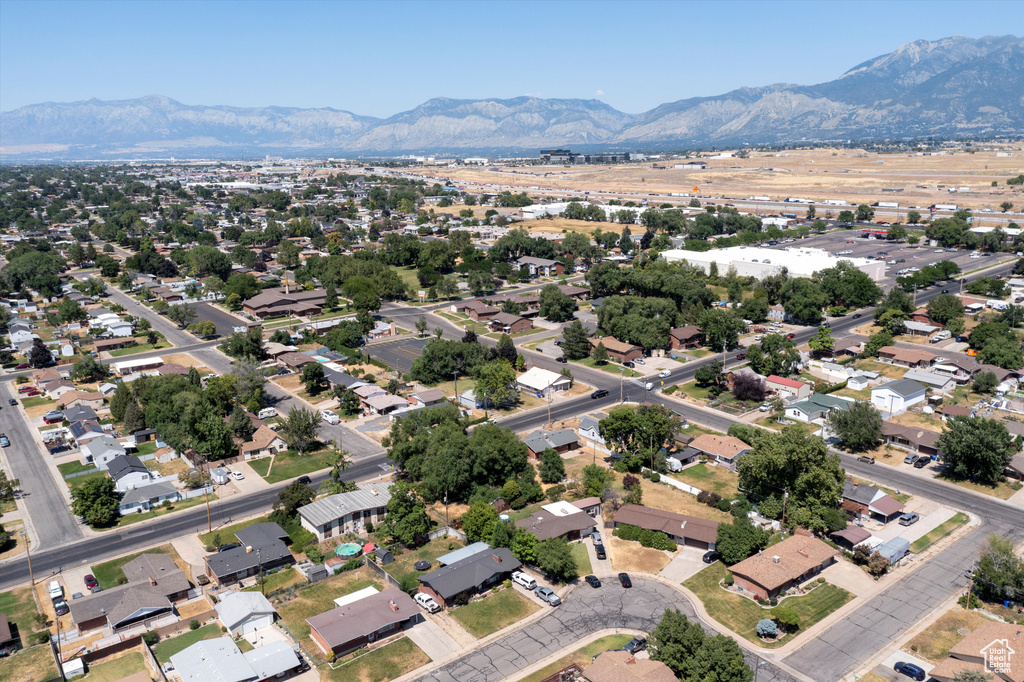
[
  {"xmin": 307, "ymin": 589, "xmax": 418, "ymax": 657},
  {"xmin": 489, "ymin": 313, "xmax": 533, "ymax": 335},
  {"xmin": 729, "ymin": 535, "xmax": 837, "ymax": 600},
  {"xmin": 589, "ymin": 336, "xmax": 642, "ymax": 363},
  {"xmin": 669, "ymin": 326, "xmax": 704, "ymax": 350}
]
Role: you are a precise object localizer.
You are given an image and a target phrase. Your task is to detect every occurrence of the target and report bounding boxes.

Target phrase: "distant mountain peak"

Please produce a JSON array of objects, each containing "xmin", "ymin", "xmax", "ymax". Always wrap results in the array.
[{"xmin": 2, "ymin": 35, "xmax": 1021, "ymax": 158}]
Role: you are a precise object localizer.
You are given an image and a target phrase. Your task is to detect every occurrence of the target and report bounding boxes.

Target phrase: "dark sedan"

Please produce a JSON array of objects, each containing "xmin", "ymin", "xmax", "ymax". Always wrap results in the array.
[
  {"xmin": 618, "ymin": 572, "xmax": 632, "ymax": 588},
  {"xmin": 585, "ymin": 575, "xmax": 601, "ymax": 588}
]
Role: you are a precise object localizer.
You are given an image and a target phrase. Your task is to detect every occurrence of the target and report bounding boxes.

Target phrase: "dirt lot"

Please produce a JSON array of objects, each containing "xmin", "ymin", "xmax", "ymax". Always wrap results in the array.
[
  {"xmin": 159, "ymin": 352, "xmax": 211, "ymax": 371},
  {"xmin": 607, "ymin": 534, "xmax": 676, "ymax": 573}
]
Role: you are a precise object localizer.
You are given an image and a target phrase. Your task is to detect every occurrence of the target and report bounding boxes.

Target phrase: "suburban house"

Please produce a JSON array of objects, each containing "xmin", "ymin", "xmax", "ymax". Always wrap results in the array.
[
  {"xmin": 118, "ymin": 481, "xmax": 180, "ymax": 515},
  {"xmin": 56, "ymin": 390, "xmax": 105, "ymax": 410},
  {"xmin": 588, "ymin": 336, "xmax": 643, "ymax": 363},
  {"xmin": 408, "ymin": 389, "xmax": 446, "ymax": 408},
  {"xmin": 728, "ymin": 535, "xmax": 837, "ymax": 600},
  {"xmin": 669, "ymin": 325, "xmax": 704, "ymax": 350},
  {"xmin": 69, "ymin": 553, "xmax": 190, "ymax": 632},
  {"xmin": 877, "ymin": 346, "xmax": 936, "ymax": 368},
  {"xmin": 688, "ymin": 434, "xmax": 751, "ymax": 468},
  {"xmin": 64, "ymin": 405, "xmax": 98, "ymax": 423},
  {"xmin": 298, "ymin": 483, "xmax": 392, "ymax": 541},
  {"xmin": 832, "ymin": 337, "xmax": 865, "ymax": 358},
  {"xmin": 307, "ymin": 589, "xmax": 419, "ymax": 657},
  {"xmin": 42, "ymin": 379, "xmax": 76, "ymax": 400},
  {"xmin": 881, "ymin": 422, "xmax": 942, "ymax": 459},
  {"xmin": 871, "ymin": 379, "xmax": 927, "ymax": 416},
  {"xmin": 931, "ymin": 358, "xmax": 980, "ymax": 384},
  {"xmin": 1005, "ymin": 453, "xmax": 1024, "ymax": 482},
  {"xmin": 460, "ymin": 300, "xmax": 499, "ymax": 321},
  {"xmin": 204, "ymin": 523, "xmax": 294, "ymax": 586},
  {"xmin": 904, "ymin": 320, "xmax": 941, "ymax": 337},
  {"xmin": 111, "ymin": 357, "xmax": 165, "ymax": 376},
  {"xmin": 613, "ymin": 504, "xmax": 720, "ymax": 550},
  {"xmin": 583, "ymin": 650, "xmax": 678, "ymax": 682},
  {"xmin": 577, "ymin": 414, "xmax": 607, "ymax": 449},
  {"xmin": 841, "ymin": 480, "xmax": 905, "ymax": 523},
  {"xmin": 417, "ymin": 547, "xmax": 522, "ymax": 608},
  {"xmin": 902, "ymin": 369, "xmax": 957, "ymax": 394},
  {"xmin": 276, "ymin": 352, "xmax": 315, "ymax": 370},
  {"xmin": 365, "ymin": 393, "xmax": 410, "ymax": 416},
  {"xmin": 489, "ymin": 312, "xmax": 533, "ymax": 335},
  {"xmin": 170, "ymin": 637, "xmax": 301, "ymax": 682},
  {"xmin": 107, "ymin": 455, "xmax": 155, "ymax": 492},
  {"xmin": 0, "ymin": 615, "xmax": 17, "ymax": 656},
  {"xmin": 522, "ymin": 428, "xmax": 580, "ymax": 459},
  {"xmin": 830, "ymin": 525, "xmax": 873, "ymax": 551},
  {"xmin": 785, "ymin": 393, "xmax": 852, "ymax": 423},
  {"xmin": 368, "ymin": 320, "xmax": 396, "ymax": 339},
  {"xmin": 241, "ymin": 287, "xmax": 328, "ymax": 319},
  {"xmin": 240, "ymin": 425, "xmax": 288, "ymax": 460},
  {"xmin": 93, "ymin": 337, "xmax": 136, "ymax": 353},
  {"xmin": 70, "ymin": 420, "xmax": 107, "ymax": 445},
  {"xmin": 215, "ymin": 591, "xmax": 278, "ymax": 637},
  {"xmin": 928, "ymin": 620, "xmax": 1024, "ymax": 682},
  {"xmin": 81, "ymin": 435, "xmax": 126, "ymax": 469},
  {"xmin": 936, "ymin": 404, "xmax": 973, "ymax": 421},
  {"xmin": 514, "ymin": 256, "xmax": 564, "ymax": 278},
  {"xmin": 517, "ymin": 366, "xmax": 572, "ymax": 397},
  {"xmin": 766, "ymin": 375, "xmax": 812, "ymax": 400},
  {"xmin": 515, "ymin": 500, "xmax": 598, "ymax": 542}
]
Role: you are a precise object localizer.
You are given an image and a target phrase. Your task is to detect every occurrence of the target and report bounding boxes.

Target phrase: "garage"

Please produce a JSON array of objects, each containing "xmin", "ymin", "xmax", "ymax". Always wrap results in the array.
[{"xmin": 215, "ymin": 591, "xmax": 278, "ymax": 637}]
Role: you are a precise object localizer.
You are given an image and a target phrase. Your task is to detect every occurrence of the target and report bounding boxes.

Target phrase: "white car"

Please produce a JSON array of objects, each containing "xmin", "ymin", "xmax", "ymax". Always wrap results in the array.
[
  {"xmin": 658, "ymin": 370, "xmax": 671, "ymax": 378},
  {"xmin": 414, "ymin": 593, "xmax": 441, "ymax": 613},
  {"xmin": 48, "ymin": 580, "xmax": 63, "ymax": 600},
  {"xmin": 321, "ymin": 410, "xmax": 340, "ymax": 425},
  {"xmin": 511, "ymin": 571, "xmax": 537, "ymax": 590},
  {"xmin": 230, "ymin": 471, "xmax": 244, "ymax": 481}
]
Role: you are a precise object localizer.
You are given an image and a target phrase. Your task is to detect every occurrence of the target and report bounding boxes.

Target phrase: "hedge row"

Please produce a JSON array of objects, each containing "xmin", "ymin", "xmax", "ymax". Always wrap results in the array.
[{"xmin": 613, "ymin": 523, "xmax": 677, "ymax": 551}]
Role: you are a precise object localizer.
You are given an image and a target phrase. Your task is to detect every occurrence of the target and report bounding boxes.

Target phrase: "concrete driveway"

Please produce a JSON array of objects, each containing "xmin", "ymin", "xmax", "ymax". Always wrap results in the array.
[
  {"xmin": 406, "ymin": 617, "xmax": 462, "ymax": 661},
  {"xmin": 658, "ymin": 546, "xmax": 710, "ymax": 583}
]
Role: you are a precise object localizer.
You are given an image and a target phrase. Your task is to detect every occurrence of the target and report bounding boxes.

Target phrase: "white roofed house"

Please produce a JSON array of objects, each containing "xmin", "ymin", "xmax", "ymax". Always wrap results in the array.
[
  {"xmin": 516, "ymin": 366, "xmax": 571, "ymax": 397},
  {"xmin": 215, "ymin": 591, "xmax": 278, "ymax": 637}
]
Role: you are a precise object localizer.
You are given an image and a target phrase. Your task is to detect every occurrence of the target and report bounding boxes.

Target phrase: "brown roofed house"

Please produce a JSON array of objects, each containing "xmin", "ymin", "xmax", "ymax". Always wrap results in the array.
[
  {"xmin": 584, "ymin": 650, "xmax": 677, "ymax": 682},
  {"xmin": 928, "ymin": 619, "xmax": 1024, "ymax": 682},
  {"xmin": 588, "ymin": 336, "xmax": 642, "ymax": 363},
  {"xmin": 57, "ymin": 390, "xmax": 105, "ymax": 410},
  {"xmin": 728, "ymin": 535, "xmax": 837, "ymax": 600},
  {"xmin": 307, "ymin": 589, "xmax": 419, "ymax": 657},
  {"xmin": 669, "ymin": 325, "xmax": 704, "ymax": 350},
  {"xmin": 688, "ymin": 434, "xmax": 752, "ymax": 468},
  {"xmin": 877, "ymin": 346, "xmax": 936, "ymax": 368},
  {"xmin": 240, "ymin": 425, "xmax": 288, "ymax": 460},
  {"xmin": 613, "ymin": 504, "xmax": 719, "ymax": 549}
]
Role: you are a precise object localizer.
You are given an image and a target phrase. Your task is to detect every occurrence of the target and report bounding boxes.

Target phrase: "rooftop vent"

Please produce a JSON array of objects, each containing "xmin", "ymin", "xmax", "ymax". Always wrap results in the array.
[{"xmin": 772, "ymin": 555, "xmax": 781, "ymax": 564}]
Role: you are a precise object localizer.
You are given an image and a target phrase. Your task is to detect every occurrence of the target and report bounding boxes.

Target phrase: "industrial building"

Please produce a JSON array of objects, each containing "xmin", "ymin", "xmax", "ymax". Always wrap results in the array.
[{"xmin": 660, "ymin": 246, "xmax": 885, "ymax": 281}]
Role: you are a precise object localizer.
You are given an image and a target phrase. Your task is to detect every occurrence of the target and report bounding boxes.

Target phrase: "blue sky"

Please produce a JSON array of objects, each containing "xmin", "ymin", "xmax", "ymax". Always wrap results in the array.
[{"xmin": 0, "ymin": 0, "xmax": 1017, "ymax": 116}]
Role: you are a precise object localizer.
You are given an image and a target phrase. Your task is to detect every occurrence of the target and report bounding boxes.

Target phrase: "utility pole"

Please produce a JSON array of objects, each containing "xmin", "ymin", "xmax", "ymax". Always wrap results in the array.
[
  {"xmin": 21, "ymin": 530, "xmax": 39, "ymax": 612},
  {"xmin": 201, "ymin": 454, "xmax": 212, "ymax": 534}
]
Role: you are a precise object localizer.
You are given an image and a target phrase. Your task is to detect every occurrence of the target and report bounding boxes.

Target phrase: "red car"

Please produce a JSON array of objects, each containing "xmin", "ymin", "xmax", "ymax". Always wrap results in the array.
[
  {"xmin": 84, "ymin": 574, "xmax": 98, "ymax": 590},
  {"xmin": 787, "ymin": 333, "xmax": 796, "ymax": 339},
  {"xmin": 14, "ymin": 363, "xmax": 30, "ymax": 370},
  {"xmin": 17, "ymin": 386, "xmax": 34, "ymax": 393}
]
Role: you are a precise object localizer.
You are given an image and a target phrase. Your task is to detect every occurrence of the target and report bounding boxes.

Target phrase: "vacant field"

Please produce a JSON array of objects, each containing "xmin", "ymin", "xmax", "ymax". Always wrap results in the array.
[
  {"xmin": 903, "ymin": 607, "xmax": 992, "ymax": 663},
  {"xmin": 517, "ymin": 217, "xmax": 645, "ymax": 236},
  {"xmin": 518, "ymin": 634, "xmax": 634, "ymax": 682},
  {"xmin": 672, "ymin": 463, "xmax": 740, "ymax": 498},
  {"xmin": 324, "ymin": 636, "xmax": 430, "ymax": 682},
  {"xmin": 243, "ymin": 566, "xmax": 305, "ymax": 594},
  {"xmin": 450, "ymin": 588, "xmax": 540, "ymax": 639}
]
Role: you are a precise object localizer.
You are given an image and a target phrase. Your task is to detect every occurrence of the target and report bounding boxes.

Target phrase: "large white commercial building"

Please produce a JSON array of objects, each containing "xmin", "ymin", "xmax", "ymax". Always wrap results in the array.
[{"xmin": 660, "ymin": 246, "xmax": 886, "ymax": 281}]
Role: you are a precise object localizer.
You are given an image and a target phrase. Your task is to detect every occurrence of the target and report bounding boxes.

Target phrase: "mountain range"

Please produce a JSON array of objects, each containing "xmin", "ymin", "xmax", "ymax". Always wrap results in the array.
[{"xmin": 2, "ymin": 35, "xmax": 1021, "ymax": 159}]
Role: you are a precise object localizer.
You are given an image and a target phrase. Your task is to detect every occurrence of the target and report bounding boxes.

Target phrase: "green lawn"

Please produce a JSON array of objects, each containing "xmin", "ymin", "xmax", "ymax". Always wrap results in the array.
[
  {"xmin": 92, "ymin": 546, "xmax": 172, "ymax": 589},
  {"xmin": 247, "ymin": 449, "xmax": 337, "ymax": 484},
  {"xmin": 152, "ymin": 623, "xmax": 222, "ymax": 663},
  {"xmin": 0, "ymin": 587, "xmax": 42, "ymax": 648},
  {"xmin": 199, "ymin": 515, "xmax": 270, "ymax": 550},
  {"xmin": 79, "ymin": 651, "xmax": 147, "ymax": 682},
  {"xmin": 672, "ymin": 463, "xmax": 740, "ymax": 498},
  {"xmin": 683, "ymin": 562, "xmax": 853, "ymax": 648},
  {"xmin": 390, "ymin": 265, "xmax": 422, "ymax": 291},
  {"xmin": 911, "ymin": 512, "xmax": 969, "ymax": 553},
  {"xmin": 324, "ymin": 636, "xmax": 430, "ymax": 682},
  {"xmin": 134, "ymin": 440, "xmax": 158, "ymax": 456},
  {"xmin": 109, "ymin": 340, "xmax": 171, "ymax": 357},
  {"xmin": 450, "ymin": 587, "xmax": 540, "ymax": 639},
  {"xmin": 385, "ymin": 537, "xmax": 466, "ymax": 587},
  {"xmin": 519, "ymin": 635, "xmax": 635, "ymax": 682},
  {"xmin": 114, "ymin": 495, "xmax": 208, "ymax": 528},
  {"xmin": 277, "ymin": 572, "xmax": 382, "ymax": 644},
  {"xmin": 0, "ymin": 644, "xmax": 58, "ymax": 682},
  {"xmin": 66, "ymin": 470, "xmax": 109, "ymax": 489},
  {"xmin": 19, "ymin": 396, "xmax": 54, "ymax": 409},
  {"xmin": 57, "ymin": 460, "xmax": 99, "ymax": 478},
  {"xmin": 571, "ymin": 542, "xmax": 593, "ymax": 577},
  {"xmin": 573, "ymin": 356, "xmax": 642, "ymax": 377}
]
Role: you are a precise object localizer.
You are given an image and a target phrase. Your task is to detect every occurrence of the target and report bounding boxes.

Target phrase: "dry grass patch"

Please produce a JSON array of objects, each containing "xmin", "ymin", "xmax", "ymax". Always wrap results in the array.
[
  {"xmin": 516, "ymin": 218, "xmax": 645, "ymax": 236},
  {"xmin": 889, "ymin": 410, "xmax": 944, "ymax": 432},
  {"xmin": 607, "ymin": 535, "xmax": 676, "ymax": 573},
  {"xmin": 159, "ymin": 352, "xmax": 209, "ymax": 369},
  {"xmin": 0, "ymin": 644, "xmax": 59, "ymax": 682},
  {"xmin": 903, "ymin": 607, "xmax": 991, "ymax": 662},
  {"xmin": 854, "ymin": 359, "xmax": 907, "ymax": 380},
  {"xmin": 176, "ymin": 598, "xmax": 216, "ymax": 621}
]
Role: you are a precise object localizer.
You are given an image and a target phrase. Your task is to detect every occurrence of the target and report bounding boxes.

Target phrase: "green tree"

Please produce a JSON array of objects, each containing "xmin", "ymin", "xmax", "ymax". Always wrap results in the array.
[
  {"xmin": 937, "ymin": 416, "xmax": 1016, "ymax": 486},
  {"xmin": 536, "ymin": 537, "xmax": 578, "ymax": 583},
  {"xmin": 461, "ymin": 502, "xmax": 500, "ymax": 543},
  {"xmin": 323, "ymin": 283, "xmax": 337, "ymax": 310},
  {"xmin": 592, "ymin": 341, "xmax": 609, "ymax": 364},
  {"xmin": 302, "ymin": 362, "xmax": 326, "ymax": 396},
  {"xmin": 187, "ymin": 320, "xmax": 216, "ymax": 337},
  {"xmin": 219, "ymin": 329, "xmax": 267, "ymax": 361},
  {"xmin": 270, "ymin": 481, "xmax": 316, "ymax": 525},
  {"xmin": 58, "ymin": 298, "xmax": 88, "ymax": 323},
  {"xmin": 978, "ymin": 335, "xmax": 1024, "ymax": 370},
  {"xmin": 276, "ymin": 240, "xmax": 301, "ymax": 288},
  {"xmin": 381, "ymin": 481, "xmax": 431, "ymax": 546},
  {"xmin": 279, "ymin": 406, "xmax": 321, "ymax": 454},
  {"xmin": 827, "ymin": 401, "xmax": 883, "ymax": 452},
  {"xmin": 538, "ymin": 284, "xmax": 577, "ymax": 322},
  {"xmin": 698, "ymin": 308, "xmax": 744, "ymax": 352},
  {"xmin": 649, "ymin": 609, "xmax": 709, "ymax": 679},
  {"xmin": 68, "ymin": 241, "xmax": 86, "ymax": 266},
  {"xmin": 195, "ymin": 415, "xmax": 237, "ymax": 461},
  {"xmin": 688, "ymin": 634, "xmax": 754, "ymax": 682},
  {"xmin": 122, "ymin": 399, "xmax": 146, "ymax": 433},
  {"xmin": 110, "ymin": 382, "xmax": 132, "ymax": 421},
  {"xmin": 715, "ymin": 515, "xmax": 771, "ymax": 564},
  {"xmin": 474, "ymin": 359, "xmax": 517, "ymax": 408},
  {"xmin": 855, "ymin": 204, "xmax": 874, "ymax": 221},
  {"xmin": 747, "ymin": 333, "xmax": 801, "ymax": 377},
  {"xmin": 539, "ymin": 448, "xmax": 566, "ymax": 483},
  {"xmin": 972, "ymin": 371, "xmax": 999, "ymax": 394},
  {"xmin": 808, "ymin": 326, "xmax": 834, "ymax": 355},
  {"xmin": 861, "ymin": 329, "xmax": 894, "ymax": 358},
  {"xmin": 581, "ymin": 464, "xmax": 612, "ymax": 497},
  {"xmin": 415, "ymin": 316, "xmax": 428, "ymax": 337},
  {"xmin": 167, "ymin": 302, "xmax": 197, "ymax": 328},
  {"xmin": 907, "ymin": 210, "xmax": 922, "ymax": 224},
  {"xmin": 599, "ymin": 405, "xmax": 680, "ymax": 468},
  {"xmin": 781, "ymin": 278, "xmax": 828, "ymax": 324},
  {"xmin": 926, "ymin": 294, "xmax": 965, "ymax": 326},
  {"xmin": 510, "ymin": 528, "xmax": 539, "ymax": 563},
  {"xmin": 560, "ymin": 320, "xmax": 591, "ymax": 360},
  {"xmin": 816, "ymin": 261, "xmax": 881, "ymax": 308},
  {"xmin": 70, "ymin": 477, "xmax": 120, "ymax": 527},
  {"xmin": 229, "ymin": 404, "xmax": 256, "ymax": 439},
  {"xmin": 71, "ymin": 355, "xmax": 108, "ymax": 382},
  {"xmin": 972, "ymin": 534, "xmax": 1023, "ymax": 604}
]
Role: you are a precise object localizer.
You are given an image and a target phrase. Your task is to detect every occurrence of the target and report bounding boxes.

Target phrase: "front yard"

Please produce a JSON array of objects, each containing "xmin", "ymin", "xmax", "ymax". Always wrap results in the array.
[
  {"xmin": 247, "ymin": 449, "xmax": 338, "ymax": 484},
  {"xmin": 91, "ymin": 545, "xmax": 178, "ymax": 589},
  {"xmin": 323, "ymin": 636, "xmax": 430, "ymax": 682},
  {"xmin": 114, "ymin": 495, "xmax": 208, "ymax": 528},
  {"xmin": 910, "ymin": 512, "xmax": 969, "ymax": 553},
  {"xmin": 570, "ymin": 542, "xmax": 593, "ymax": 576},
  {"xmin": 450, "ymin": 587, "xmax": 540, "ymax": 639},
  {"xmin": 903, "ymin": 606, "xmax": 992, "ymax": 663},
  {"xmin": 671, "ymin": 463, "xmax": 740, "ymax": 498},
  {"xmin": 573, "ymin": 356, "xmax": 642, "ymax": 378},
  {"xmin": 683, "ymin": 562, "xmax": 854, "ymax": 648},
  {"xmin": 937, "ymin": 474, "xmax": 1020, "ymax": 500}
]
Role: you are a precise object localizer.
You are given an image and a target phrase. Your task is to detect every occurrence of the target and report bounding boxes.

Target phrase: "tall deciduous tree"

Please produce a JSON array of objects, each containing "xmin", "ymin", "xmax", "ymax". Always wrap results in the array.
[
  {"xmin": 280, "ymin": 406, "xmax": 321, "ymax": 454},
  {"xmin": 536, "ymin": 537, "xmax": 578, "ymax": 583},
  {"xmin": 827, "ymin": 401, "xmax": 883, "ymax": 452},
  {"xmin": 937, "ymin": 417, "xmax": 1016, "ymax": 486},
  {"xmin": 698, "ymin": 308, "xmax": 744, "ymax": 352},
  {"xmin": 71, "ymin": 477, "xmax": 120, "ymax": 527}
]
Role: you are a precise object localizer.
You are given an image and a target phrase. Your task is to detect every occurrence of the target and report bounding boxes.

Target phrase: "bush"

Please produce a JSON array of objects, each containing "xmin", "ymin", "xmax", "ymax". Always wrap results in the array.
[
  {"xmin": 142, "ymin": 631, "xmax": 159, "ymax": 646},
  {"xmin": 958, "ymin": 592, "xmax": 981, "ymax": 609},
  {"xmin": 771, "ymin": 606, "xmax": 800, "ymax": 632},
  {"xmin": 189, "ymin": 619, "xmax": 200, "ymax": 631},
  {"xmin": 364, "ymin": 521, "xmax": 374, "ymax": 534},
  {"xmin": 305, "ymin": 544, "xmax": 324, "ymax": 564},
  {"xmin": 546, "ymin": 484, "xmax": 566, "ymax": 502},
  {"xmin": 34, "ymin": 631, "xmax": 51, "ymax": 645},
  {"xmin": 502, "ymin": 579, "xmax": 511, "ymax": 589},
  {"xmin": 613, "ymin": 524, "xmax": 676, "ymax": 551},
  {"xmin": 623, "ymin": 474, "xmax": 641, "ymax": 490},
  {"xmin": 723, "ymin": 572, "xmax": 734, "ymax": 586},
  {"xmin": 697, "ymin": 491, "xmax": 722, "ymax": 508},
  {"xmin": 650, "ymin": 471, "xmax": 661, "ymax": 483},
  {"xmin": 717, "ymin": 498, "xmax": 733, "ymax": 512},
  {"xmin": 756, "ymin": 619, "xmax": 778, "ymax": 638}
]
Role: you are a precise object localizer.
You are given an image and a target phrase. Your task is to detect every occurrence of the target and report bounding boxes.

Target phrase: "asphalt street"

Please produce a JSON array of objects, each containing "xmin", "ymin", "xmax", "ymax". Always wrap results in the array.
[{"xmin": 416, "ymin": 576, "xmax": 797, "ymax": 682}]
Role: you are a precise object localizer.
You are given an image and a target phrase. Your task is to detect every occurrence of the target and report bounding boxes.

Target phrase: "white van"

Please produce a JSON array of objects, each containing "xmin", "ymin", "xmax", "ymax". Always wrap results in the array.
[
  {"xmin": 257, "ymin": 407, "xmax": 277, "ymax": 420},
  {"xmin": 665, "ymin": 456, "xmax": 683, "ymax": 472},
  {"xmin": 511, "ymin": 571, "xmax": 536, "ymax": 590}
]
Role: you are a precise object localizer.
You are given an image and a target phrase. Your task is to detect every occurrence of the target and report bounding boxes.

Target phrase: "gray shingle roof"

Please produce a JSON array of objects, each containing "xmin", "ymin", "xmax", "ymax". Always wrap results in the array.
[
  {"xmin": 523, "ymin": 428, "xmax": 578, "ymax": 453},
  {"xmin": 120, "ymin": 481, "xmax": 177, "ymax": 506},
  {"xmin": 875, "ymin": 379, "xmax": 926, "ymax": 398},
  {"xmin": 418, "ymin": 547, "xmax": 521, "ymax": 601},
  {"xmin": 107, "ymin": 455, "xmax": 149, "ymax": 481},
  {"xmin": 298, "ymin": 483, "xmax": 392, "ymax": 528},
  {"xmin": 842, "ymin": 481, "xmax": 879, "ymax": 506}
]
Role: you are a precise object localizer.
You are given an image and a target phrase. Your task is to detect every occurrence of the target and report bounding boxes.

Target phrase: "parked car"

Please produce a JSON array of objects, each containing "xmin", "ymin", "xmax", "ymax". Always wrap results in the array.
[
  {"xmin": 623, "ymin": 361, "xmax": 635, "ymax": 369},
  {"xmin": 591, "ymin": 532, "xmax": 602, "ymax": 544},
  {"xmin": 899, "ymin": 513, "xmax": 920, "ymax": 526},
  {"xmin": 414, "ymin": 592, "xmax": 441, "ymax": 613},
  {"xmin": 623, "ymin": 637, "xmax": 647, "ymax": 654},
  {"xmin": 618, "ymin": 573, "xmax": 632, "ymax": 588},
  {"xmin": 536, "ymin": 587, "xmax": 561, "ymax": 606},
  {"xmin": 17, "ymin": 386, "xmax": 34, "ymax": 393},
  {"xmin": 633, "ymin": 358, "xmax": 645, "ymax": 365},
  {"xmin": 857, "ymin": 455, "xmax": 876, "ymax": 464},
  {"xmin": 7, "ymin": 399, "xmax": 16, "ymax": 407},
  {"xmin": 54, "ymin": 601, "xmax": 69, "ymax": 616},
  {"xmin": 511, "ymin": 571, "xmax": 536, "ymax": 590},
  {"xmin": 43, "ymin": 410, "xmax": 64, "ymax": 424},
  {"xmin": 595, "ymin": 545, "xmax": 607, "ymax": 560},
  {"xmin": 48, "ymin": 581, "xmax": 63, "ymax": 600},
  {"xmin": 591, "ymin": 389, "xmax": 609, "ymax": 400},
  {"xmin": 758, "ymin": 403, "xmax": 771, "ymax": 412},
  {"xmin": 904, "ymin": 454, "xmax": 920, "ymax": 465},
  {"xmin": 14, "ymin": 363, "xmax": 30, "ymax": 370},
  {"xmin": 321, "ymin": 409, "xmax": 340, "ymax": 425},
  {"xmin": 556, "ymin": 356, "xmax": 567, "ymax": 363},
  {"xmin": 0, "ymin": 434, "xmax": 9, "ymax": 448},
  {"xmin": 84, "ymin": 574, "xmax": 98, "ymax": 590},
  {"xmin": 893, "ymin": 662, "xmax": 925, "ymax": 681},
  {"xmin": 913, "ymin": 457, "xmax": 930, "ymax": 469},
  {"xmin": 585, "ymin": 575, "xmax": 601, "ymax": 588},
  {"xmin": 230, "ymin": 471, "xmax": 244, "ymax": 481},
  {"xmin": 702, "ymin": 551, "xmax": 722, "ymax": 564}
]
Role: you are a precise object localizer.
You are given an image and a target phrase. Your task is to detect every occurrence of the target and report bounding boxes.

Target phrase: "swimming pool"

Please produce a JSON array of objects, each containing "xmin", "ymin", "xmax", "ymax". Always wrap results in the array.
[{"xmin": 334, "ymin": 543, "xmax": 363, "ymax": 557}]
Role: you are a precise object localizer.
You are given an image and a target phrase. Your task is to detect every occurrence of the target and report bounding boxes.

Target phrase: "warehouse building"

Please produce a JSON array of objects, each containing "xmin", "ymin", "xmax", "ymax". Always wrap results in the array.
[{"xmin": 660, "ymin": 246, "xmax": 885, "ymax": 281}]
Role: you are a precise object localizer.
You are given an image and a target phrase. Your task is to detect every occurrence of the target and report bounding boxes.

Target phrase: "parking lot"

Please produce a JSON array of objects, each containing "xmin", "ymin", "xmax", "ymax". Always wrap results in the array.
[
  {"xmin": 193, "ymin": 302, "xmax": 248, "ymax": 337},
  {"xmin": 366, "ymin": 336, "xmax": 429, "ymax": 373},
  {"xmin": 763, "ymin": 230, "xmax": 1014, "ymax": 285}
]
